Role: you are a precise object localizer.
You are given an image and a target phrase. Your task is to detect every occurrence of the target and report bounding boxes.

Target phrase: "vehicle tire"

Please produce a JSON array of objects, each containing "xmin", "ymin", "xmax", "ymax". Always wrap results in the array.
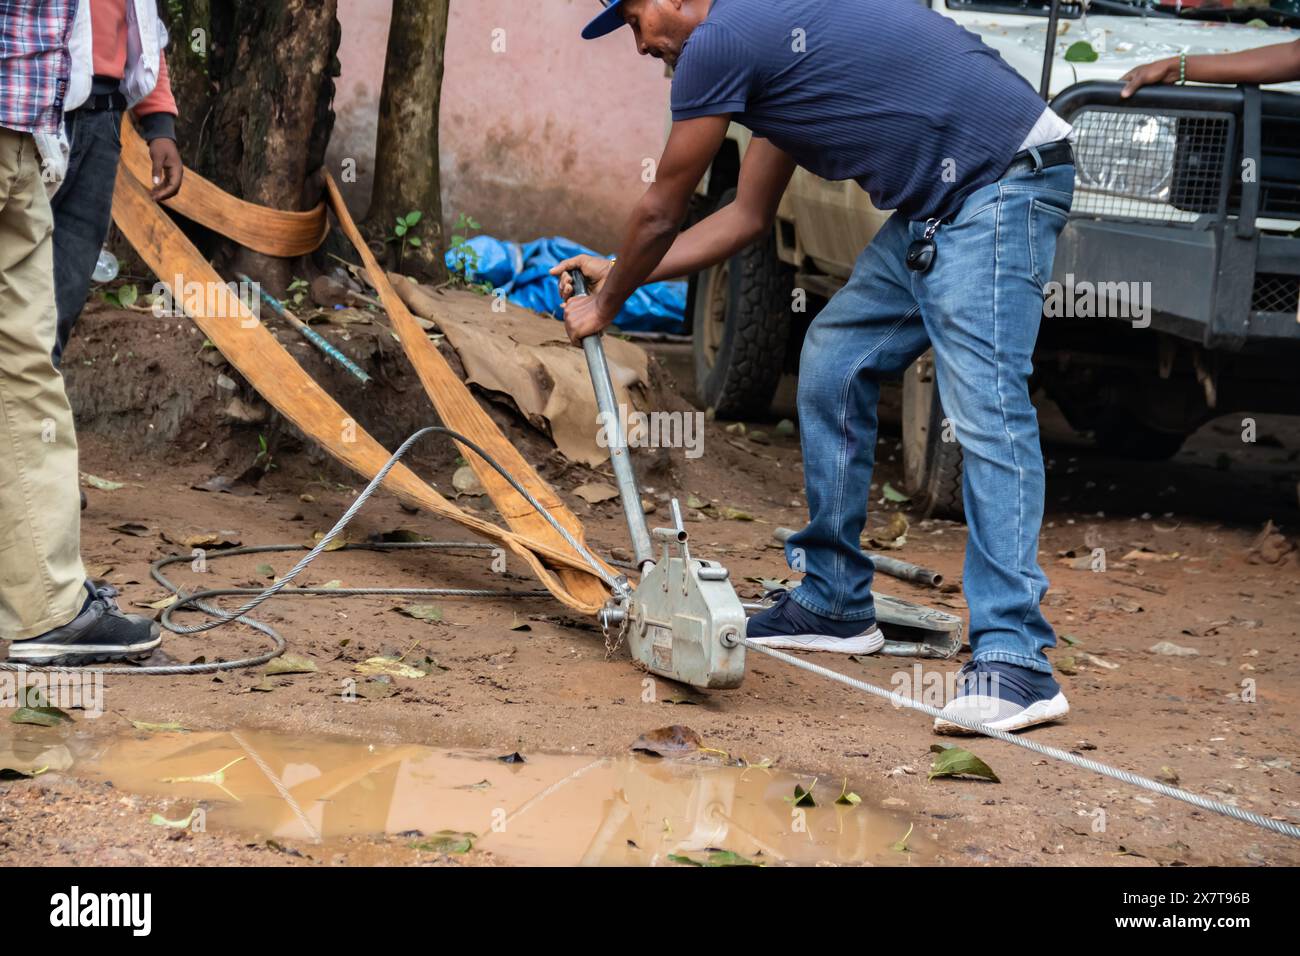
[
  {"xmin": 902, "ymin": 351, "xmax": 965, "ymax": 521},
  {"xmin": 1093, "ymin": 418, "xmax": 1188, "ymax": 460},
  {"xmin": 691, "ymin": 188, "xmax": 792, "ymax": 419}
]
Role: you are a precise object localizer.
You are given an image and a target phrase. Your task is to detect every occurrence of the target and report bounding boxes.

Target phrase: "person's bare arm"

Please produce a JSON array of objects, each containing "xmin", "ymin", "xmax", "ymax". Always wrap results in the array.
[
  {"xmin": 553, "ymin": 115, "xmax": 727, "ymax": 343},
  {"xmin": 552, "ymin": 133, "xmax": 795, "ymax": 342},
  {"xmin": 644, "ymin": 136, "xmax": 795, "ymax": 283},
  {"xmin": 1122, "ymin": 39, "xmax": 1300, "ymax": 97}
]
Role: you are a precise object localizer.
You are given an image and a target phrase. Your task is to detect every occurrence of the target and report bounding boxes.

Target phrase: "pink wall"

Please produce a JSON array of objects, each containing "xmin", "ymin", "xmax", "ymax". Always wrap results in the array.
[{"xmin": 328, "ymin": 0, "xmax": 672, "ymax": 251}]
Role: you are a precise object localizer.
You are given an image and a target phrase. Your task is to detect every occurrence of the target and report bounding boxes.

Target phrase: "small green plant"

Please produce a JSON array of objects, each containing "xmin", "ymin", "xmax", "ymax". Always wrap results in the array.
[
  {"xmin": 446, "ymin": 214, "xmax": 493, "ymax": 294},
  {"xmin": 447, "ymin": 213, "xmax": 479, "ymax": 272},
  {"xmin": 389, "ymin": 210, "xmax": 425, "ymax": 268},
  {"xmin": 101, "ymin": 283, "xmax": 139, "ymax": 309},
  {"xmin": 286, "ymin": 277, "xmax": 309, "ymax": 309},
  {"xmin": 253, "ymin": 433, "xmax": 277, "ymax": 473}
]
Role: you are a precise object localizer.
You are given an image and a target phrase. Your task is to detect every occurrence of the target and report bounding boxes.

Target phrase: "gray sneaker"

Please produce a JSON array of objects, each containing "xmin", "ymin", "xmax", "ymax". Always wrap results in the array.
[
  {"xmin": 7, "ymin": 582, "xmax": 161, "ymax": 665},
  {"xmin": 933, "ymin": 660, "xmax": 1069, "ymax": 734}
]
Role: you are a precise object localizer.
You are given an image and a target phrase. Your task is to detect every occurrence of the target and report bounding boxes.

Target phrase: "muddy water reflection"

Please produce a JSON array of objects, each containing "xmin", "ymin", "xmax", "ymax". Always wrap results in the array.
[{"xmin": 81, "ymin": 729, "xmax": 928, "ymax": 866}]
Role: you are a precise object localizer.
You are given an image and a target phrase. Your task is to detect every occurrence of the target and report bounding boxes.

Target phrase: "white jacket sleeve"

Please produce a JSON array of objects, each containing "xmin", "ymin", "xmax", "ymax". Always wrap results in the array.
[{"xmin": 33, "ymin": 128, "xmax": 71, "ymax": 196}]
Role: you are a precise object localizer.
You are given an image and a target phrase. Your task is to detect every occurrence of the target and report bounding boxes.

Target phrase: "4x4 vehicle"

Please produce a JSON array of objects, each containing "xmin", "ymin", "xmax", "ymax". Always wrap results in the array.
[{"xmin": 686, "ymin": 0, "xmax": 1300, "ymax": 518}]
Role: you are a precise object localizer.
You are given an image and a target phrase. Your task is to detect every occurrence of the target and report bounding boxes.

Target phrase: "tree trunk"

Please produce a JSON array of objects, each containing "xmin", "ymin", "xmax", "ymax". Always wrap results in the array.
[
  {"xmin": 368, "ymin": 0, "xmax": 450, "ymax": 282},
  {"xmin": 204, "ymin": 0, "xmax": 341, "ymax": 293}
]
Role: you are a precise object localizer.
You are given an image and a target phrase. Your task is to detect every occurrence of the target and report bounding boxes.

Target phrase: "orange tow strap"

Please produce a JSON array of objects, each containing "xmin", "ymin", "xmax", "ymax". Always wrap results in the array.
[{"xmin": 111, "ymin": 119, "xmax": 614, "ymax": 615}]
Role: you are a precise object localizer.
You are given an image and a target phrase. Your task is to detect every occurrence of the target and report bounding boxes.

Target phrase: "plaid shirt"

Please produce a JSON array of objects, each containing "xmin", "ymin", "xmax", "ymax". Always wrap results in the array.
[{"xmin": 0, "ymin": 0, "xmax": 75, "ymax": 135}]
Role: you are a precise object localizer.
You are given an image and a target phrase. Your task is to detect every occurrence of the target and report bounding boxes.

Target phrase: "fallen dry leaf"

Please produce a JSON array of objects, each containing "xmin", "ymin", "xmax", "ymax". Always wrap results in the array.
[
  {"xmin": 631, "ymin": 725, "xmax": 702, "ymax": 757},
  {"xmin": 452, "ymin": 465, "xmax": 485, "ymax": 497},
  {"xmin": 1246, "ymin": 520, "xmax": 1294, "ymax": 565},
  {"xmin": 865, "ymin": 512, "xmax": 909, "ymax": 550}
]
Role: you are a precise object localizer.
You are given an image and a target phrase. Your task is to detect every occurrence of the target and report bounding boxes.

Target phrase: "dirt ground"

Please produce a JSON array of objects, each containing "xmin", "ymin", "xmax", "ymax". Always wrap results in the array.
[{"xmin": 1, "ymin": 303, "xmax": 1297, "ymax": 867}]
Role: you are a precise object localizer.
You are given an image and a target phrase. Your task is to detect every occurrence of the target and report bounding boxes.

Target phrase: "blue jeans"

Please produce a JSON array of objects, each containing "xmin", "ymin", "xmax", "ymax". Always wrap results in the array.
[
  {"xmin": 50, "ymin": 107, "xmax": 123, "ymax": 367},
  {"xmin": 786, "ymin": 161, "xmax": 1074, "ymax": 673}
]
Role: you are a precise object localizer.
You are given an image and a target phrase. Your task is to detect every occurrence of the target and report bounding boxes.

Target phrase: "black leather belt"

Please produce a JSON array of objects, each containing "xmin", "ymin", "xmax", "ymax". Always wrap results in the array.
[
  {"xmin": 77, "ymin": 90, "xmax": 128, "ymax": 112},
  {"xmin": 1004, "ymin": 139, "xmax": 1074, "ymax": 177},
  {"xmin": 78, "ymin": 78, "xmax": 128, "ymax": 112},
  {"xmin": 906, "ymin": 138, "xmax": 1076, "ymax": 275}
]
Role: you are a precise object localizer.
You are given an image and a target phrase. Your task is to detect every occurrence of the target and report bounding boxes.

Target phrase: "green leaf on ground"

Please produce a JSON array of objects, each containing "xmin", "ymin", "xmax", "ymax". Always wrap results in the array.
[
  {"xmin": 882, "ymin": 483, "xmax": 910, "ymax": 503},
  {"xmin": 160, "ymin": 756, "xmax": 244, "ymax": 801},
  {"xmin": 131, "ymin": 720, "xmax": 187, "ymax": 733},
  {"xmin": 411, "ymin": 830, "xmax": 475, "ymax": 854},
  {"xmin": 1064, "ymin": 40, "xmax": 1099, "ymax": 63},
  {"xmin": 150, "ymin": 810, "xmax": 197, "ymax": 829},
  {"xmin": 892, "ymin": 823, "xmax": 915, "ymax": 853},
  {"xmin": 10, "ymin": 706, "xmax": 72, "ymax": 727},
  {"xmin": 669, "ymin": 850, "xmax": 760, "ymax": 867},
  {"xmin": 0, "ymin": 766, "xmax": 46, "ymax": 780},
  {"xmin": 785, "ymin": 779, "xmax": 817, "ymax": 807},
  {"xmin": 928, "ymin": 744, "xmax": 1000, "ymax": 783},
  {"xmin": 396, "ymin": 604, "xmax": 443, "ymax": 623}
]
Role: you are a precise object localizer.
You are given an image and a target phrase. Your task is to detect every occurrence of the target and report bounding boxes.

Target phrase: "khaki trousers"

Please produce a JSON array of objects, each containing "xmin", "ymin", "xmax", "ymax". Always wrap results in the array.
[{"xmin": 0, "ymin": 127, "xmax": 86, "ymax": 640}]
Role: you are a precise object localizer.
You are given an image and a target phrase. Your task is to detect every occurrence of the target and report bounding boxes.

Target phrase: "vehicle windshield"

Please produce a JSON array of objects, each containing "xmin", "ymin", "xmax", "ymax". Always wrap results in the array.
[
  {"xmin": 1103, "ymin": 0, "xmax": 1300, "ymax": 26},
  {"xmin": 946, "ymin": 0, "xmax": 1083, "ymax": 19},
  {"xmin": 946, "ymin": 0, "xmax": 1300, "ymax": 26}
]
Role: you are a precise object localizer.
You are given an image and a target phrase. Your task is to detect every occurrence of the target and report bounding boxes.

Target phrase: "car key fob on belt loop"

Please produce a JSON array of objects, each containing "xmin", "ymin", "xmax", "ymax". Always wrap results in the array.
[{"xmin": 906, "ymin": 218, "xmax": 942, "ymax": 274}]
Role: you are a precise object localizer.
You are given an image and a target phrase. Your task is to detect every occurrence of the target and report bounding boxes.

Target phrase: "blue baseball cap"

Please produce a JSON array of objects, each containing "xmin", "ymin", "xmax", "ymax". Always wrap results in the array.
[{"xmin": 582, "ymin": 1, "xmax": 628, "ymax": 40}]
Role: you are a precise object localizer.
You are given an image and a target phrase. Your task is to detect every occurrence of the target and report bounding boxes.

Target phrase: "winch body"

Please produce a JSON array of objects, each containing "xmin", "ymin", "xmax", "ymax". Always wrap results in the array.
[{"xmin": 624, "ymin": 548, "xmax": 746, "ymax": 690}]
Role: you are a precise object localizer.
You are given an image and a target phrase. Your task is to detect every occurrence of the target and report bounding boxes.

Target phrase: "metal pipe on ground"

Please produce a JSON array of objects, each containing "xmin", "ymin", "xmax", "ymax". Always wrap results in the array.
[{"xmin": 772, "ymin": 527, "xmax": 944, "ymax": 588}]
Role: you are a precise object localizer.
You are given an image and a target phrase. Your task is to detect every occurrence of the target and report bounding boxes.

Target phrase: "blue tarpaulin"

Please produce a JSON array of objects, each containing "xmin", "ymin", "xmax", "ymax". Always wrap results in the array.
[{"xmin": 446, "ymin": 235, "xmax": 687, "ymax": 334}]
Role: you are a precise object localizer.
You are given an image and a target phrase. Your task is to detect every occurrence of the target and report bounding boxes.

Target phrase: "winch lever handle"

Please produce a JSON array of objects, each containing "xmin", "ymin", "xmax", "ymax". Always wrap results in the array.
[{"xmin": 568, "ymin": 269, "xmax": 654, "ymax": 570}]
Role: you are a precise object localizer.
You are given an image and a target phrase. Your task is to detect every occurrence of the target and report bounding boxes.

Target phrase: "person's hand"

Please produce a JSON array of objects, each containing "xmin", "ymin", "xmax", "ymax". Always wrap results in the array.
[
  {"xmin": 1121, "ymin": 58, "xmax": 1179, "ymax": 98},
  {"xmin": 550, "ymin": 254, "xmax": 614, "ymax": 300},
  {"xmin": 148, "ymin": 137, "xmax": 183, "ymax": 201},
  {"xmin": 562, "ymin": 290, "xmax": 618, "ymax": 346}
]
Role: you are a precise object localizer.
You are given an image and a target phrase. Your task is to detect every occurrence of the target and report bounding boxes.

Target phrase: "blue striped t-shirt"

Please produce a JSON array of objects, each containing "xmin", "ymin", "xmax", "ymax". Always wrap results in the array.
[{"xmin": 671, "ymin": 0, "xmax": 1047, "ymax": 221}]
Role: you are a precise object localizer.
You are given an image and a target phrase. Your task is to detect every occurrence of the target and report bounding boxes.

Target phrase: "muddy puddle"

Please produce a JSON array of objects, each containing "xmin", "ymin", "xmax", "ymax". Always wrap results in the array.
[{"xmin": 3, "ymin": 727, "xmax": 930, "ymax": 866}]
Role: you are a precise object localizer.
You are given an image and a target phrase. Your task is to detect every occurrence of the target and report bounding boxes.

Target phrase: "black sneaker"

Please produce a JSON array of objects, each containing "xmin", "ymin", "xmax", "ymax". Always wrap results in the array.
[
  {"xmin": 7, "ymin": 582, "xmax": 161, "ymax": 665},
  {"xmin": 745, "ymin": 588, "xmax": 884, "ymax": 654}
]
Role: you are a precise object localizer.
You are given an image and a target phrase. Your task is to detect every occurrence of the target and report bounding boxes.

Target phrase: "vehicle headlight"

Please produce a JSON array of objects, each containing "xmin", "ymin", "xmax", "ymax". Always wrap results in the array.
[{"xmin": 1074, "ymin": 113, "xmax": 1176, "ymax": 202}]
